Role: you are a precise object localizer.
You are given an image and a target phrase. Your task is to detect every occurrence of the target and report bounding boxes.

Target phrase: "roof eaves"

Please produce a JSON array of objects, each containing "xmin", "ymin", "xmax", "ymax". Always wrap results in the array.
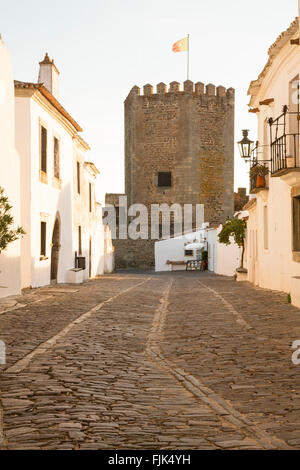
[
  {"xmin": 248, "ymin": 17, "xmax": 299, "ymax": 103},
  {"xmin": 84, "ymin": 161, "xmax": 100, "ymax": 175},
  {"xmin": 14, "ymin": 80, "xmax": 83, "ymax": 132}
]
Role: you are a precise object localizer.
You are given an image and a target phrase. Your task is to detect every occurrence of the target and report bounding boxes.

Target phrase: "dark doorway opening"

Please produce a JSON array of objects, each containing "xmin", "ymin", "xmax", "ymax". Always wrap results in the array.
[
  {"xmin": 89, "ymin": 236, "xmax": 92, "ymax": 278},
  {"xmin": 51, "ymin": 215, "xmax": 61, "ymax": 283}
]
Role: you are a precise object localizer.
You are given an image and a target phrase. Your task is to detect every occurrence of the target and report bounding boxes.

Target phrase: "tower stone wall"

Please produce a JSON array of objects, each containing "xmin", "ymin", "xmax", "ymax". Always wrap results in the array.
[
  {"xmin": 106, "ymin": 80, "xmax": 235, "ymax": 269},
  {"xmin": 125, "ymin": 80, "xmax": 234, "ymax": 225}
]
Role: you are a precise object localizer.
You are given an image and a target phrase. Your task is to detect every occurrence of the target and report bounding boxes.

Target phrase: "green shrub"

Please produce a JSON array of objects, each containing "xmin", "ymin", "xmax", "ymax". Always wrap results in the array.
[
  {"xmin": 0, "ymin": 186, "xmax": 25, "ymax": 253},
  {"xmin": 250, "ymin": 164, "xmax": 269, "ymax": 178}
]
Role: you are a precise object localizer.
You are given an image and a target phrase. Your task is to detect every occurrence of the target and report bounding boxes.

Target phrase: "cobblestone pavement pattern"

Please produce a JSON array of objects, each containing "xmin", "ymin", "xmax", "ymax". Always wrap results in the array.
[{"xmin": 0, "ymin": 272, "xmax": 300, "ymax": 450}]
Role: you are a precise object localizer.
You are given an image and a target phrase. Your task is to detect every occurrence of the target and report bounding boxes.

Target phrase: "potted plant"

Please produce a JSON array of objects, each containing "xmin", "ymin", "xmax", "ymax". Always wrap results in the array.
[
  {"xmin": 286, "ymin": 155, "xmax": 296, "ymax": 168},
  {"xmin": 201, "ymin": 250, "xmax": 208, "ymax": 271},
  {"xmin": 218, "ymin": 218, "xmax": 247, "ymax": 272},
  {"xmin": 249, "ymin": 164, "xmax": 268, "ymax": 188}
]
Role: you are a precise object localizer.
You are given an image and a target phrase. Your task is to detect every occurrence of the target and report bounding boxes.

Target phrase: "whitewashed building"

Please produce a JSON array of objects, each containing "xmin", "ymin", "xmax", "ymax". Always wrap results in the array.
[
  {"xmin": 0, "ymin": 36, "xmax": 22, "ymax": 298},
  {"xmin": 14, "ymin": 53, "xmax": 113, "ymax": 289},
  {"xmin": 155, "ymin": 225, "xmax": 240, "ymax": 276},
  {"xmin": 206, "ymin": 226, "xmax": 241, "ymax": 277},
  {"xmin": 244, "ymin": 9, "xmax": 300, "ymax": 307},
  {"xmin": 155, "ymin": 230, "xmax": 206, "ymax": 272}
]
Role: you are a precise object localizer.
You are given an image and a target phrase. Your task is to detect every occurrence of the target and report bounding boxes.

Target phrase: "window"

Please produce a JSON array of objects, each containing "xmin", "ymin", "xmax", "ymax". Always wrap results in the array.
[
  {"xmin": 157, "ymin": 172, "xmax": 172, "ymax": 188},
  {"xmin": 78, "ymin": 226, "xmax": 82, "ymax": 255},
  {"xmin": 40, "ymin": 126, "xmax": 47, "ymax": 173},
  {"xmin": 293, "ymin": 196, "xmax": 300, "ymax": 251},
  {"xmin": 115, "ymin": 206, "xmax": 120, "ymax": 226},
  {"xmin": 185, "ymin": 249, "xmax": 194, "ymax": 257},
  {"xmin": 77, "ymin": 162, "xmax": 81, "ymax": 194},
  {"xmin": 54, "ymin": 137, "xmax": 60, "ymax": 179},
  {"xmin": 40, "ymin": 221, "xmax": 47, "ymax": 257},
  {"xmin": 263, "ymin": 205, "xmax": 269, "ymax": 250},
  {"xmin": 89, "ymin": 183, "xmax": 92, "ymax": 212}
]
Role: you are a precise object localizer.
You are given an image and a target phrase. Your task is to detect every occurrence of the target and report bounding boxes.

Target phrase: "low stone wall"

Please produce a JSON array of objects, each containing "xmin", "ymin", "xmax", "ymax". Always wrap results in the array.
[{"xmin": 112, "ymin": 239, "xmax": 155, "ymax": 269}]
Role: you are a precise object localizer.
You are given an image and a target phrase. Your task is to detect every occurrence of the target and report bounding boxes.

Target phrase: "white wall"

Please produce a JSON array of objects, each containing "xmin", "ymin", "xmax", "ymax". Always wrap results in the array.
[
  {"xmin": 88, "ymin": 203, "xmax": 106, "ymax": 278},
  {"xmin": 15, "ymin": 95, "xmax": 75, "ymax": 288},
  {"xmin": 103, "ymin": 224, "xmax": 114, "ymax": 273},
  {"xmin": 0, "ymin": 38, "xmax": 21, "ymax": 298},
  {"xmin": 32, "ymin": 100, "xmax": 74, "ymax": 288},
  {"xmin": 247, "ymin": 27, "xmax": 300, "ymax": 296},
  {"xmin": 155, "ymin": 226, "xmax": 240, "ymax": 276},
  {"xmin": 155, "ymin": 230, "xmax": 205, "ymax": 272},
  {"xmin": 206, "ymin": 226, "xmax": 241, "ymax": 277},
  {"xmin": 155, "ymin": 238, "xmax": 186, "ymax": 272},
  {"xmin": 16, "ymin": 90, "xmax": 113, "ymax": 287},
  {"xmin": 15, "ymin": 97, "xmax": 31, "ymax": 289}
]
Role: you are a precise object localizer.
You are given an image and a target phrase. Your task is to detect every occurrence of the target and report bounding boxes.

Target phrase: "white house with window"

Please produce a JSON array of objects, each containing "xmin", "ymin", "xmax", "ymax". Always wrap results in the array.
[
  {"xmin": 245, "ymin": 11, "xmax": 300, "ymax": 308},
  {"xmin": 155, "ymin": 230, "xmax": 207, "ymax": 272},
  {"xmin": 14, "ymin": 53, "xmax": 113, "ymax": 289},
  {"xmin": 155, "ymin": 224, "xmax": 240, "ymax": 275}
]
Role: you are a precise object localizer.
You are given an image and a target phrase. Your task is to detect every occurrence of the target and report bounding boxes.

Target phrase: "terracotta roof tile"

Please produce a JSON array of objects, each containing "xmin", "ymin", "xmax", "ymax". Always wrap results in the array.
[{"xmin": 14, "ymin": 80, "xmax": 82, "ymax": 132}]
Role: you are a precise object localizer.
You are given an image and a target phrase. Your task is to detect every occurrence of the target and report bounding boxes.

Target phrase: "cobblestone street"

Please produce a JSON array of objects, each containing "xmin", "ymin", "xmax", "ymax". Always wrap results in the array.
[{"xmin": 1, "ymin": 272, "xmax": 300, "ymax": 450}]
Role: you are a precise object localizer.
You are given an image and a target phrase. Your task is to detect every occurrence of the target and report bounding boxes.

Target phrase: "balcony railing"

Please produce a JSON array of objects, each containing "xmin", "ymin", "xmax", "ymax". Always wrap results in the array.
[
  {"xmin": 269, "ymin": 108, "xmax": 300, "ymax": 175},
  {"xmin": 271, "ymin": 133, "xmax": 300, "ymax": 174}
]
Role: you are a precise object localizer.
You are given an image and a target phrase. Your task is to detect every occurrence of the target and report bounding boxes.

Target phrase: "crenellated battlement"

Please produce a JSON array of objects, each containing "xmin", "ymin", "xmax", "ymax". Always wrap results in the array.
[
  {"xmin": 126, "ymin": 81, "xmax": 234, "ymax": 101},
  {"xmin": 123, "ymin": 76, "xmax": 235, "ymax": 270}
]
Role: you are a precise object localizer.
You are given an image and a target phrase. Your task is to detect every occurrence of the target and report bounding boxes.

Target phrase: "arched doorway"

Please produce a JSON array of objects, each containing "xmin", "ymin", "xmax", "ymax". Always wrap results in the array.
[{"xmin": 51, "ymin": 214, "xmax": 61, "ymax": 283}]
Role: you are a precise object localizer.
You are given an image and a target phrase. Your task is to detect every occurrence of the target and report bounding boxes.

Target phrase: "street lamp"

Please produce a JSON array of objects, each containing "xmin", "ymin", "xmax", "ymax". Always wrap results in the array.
[{"xmin": 238, "ymin": 130, "xmax": 255, "ymax": 162}]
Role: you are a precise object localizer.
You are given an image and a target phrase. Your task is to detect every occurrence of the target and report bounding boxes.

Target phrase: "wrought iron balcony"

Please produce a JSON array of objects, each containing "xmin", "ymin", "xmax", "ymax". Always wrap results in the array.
[
  {"xmin": 269, "ymin": 107, "xmax": 300, "ymax": 175},
  {"xmin": 270, "ymin": 133, "xmax": 300, "ymax": 174}
]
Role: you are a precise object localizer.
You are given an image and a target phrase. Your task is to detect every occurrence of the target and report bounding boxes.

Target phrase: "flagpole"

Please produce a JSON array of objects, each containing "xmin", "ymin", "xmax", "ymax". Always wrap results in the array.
[{"xmin": 187, "ymin": 34, "xmax": 190, "ymax": 80}]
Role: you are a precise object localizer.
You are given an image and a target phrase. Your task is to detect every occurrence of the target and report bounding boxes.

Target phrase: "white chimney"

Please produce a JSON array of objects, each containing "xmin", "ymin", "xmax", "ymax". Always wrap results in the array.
[{"xmin": 38, "ymin": 53, "xmax": 60, "ymax": 100}]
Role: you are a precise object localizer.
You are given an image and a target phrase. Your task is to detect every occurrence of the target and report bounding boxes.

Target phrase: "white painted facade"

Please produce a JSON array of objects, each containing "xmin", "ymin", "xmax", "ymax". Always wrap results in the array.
[
  {"xmin": 0, "ymin": 37, "xmax": 22, "ymax": 298},
  {"xmin": 155, "ymin": 225, "xmax": 240, "ymax": 276},
  {"xmin": 13, "ymin": 54, "xmax": 113, "ymax": 289},
  {"xmin": 155, "ymin": 231, "xmax": 206, "ymax": 272},
  {"xmin": 245, "ymin": 11, "xmax": 300, "ymax": 306},
  {"xmin": 206, "ymin": 226, "xmax": 241, "ymax": 277},
  {"xmin": 103, "ymin": 224, "xmax": 115, "ymax": 274},
  {"xmin": 15, "ymin": 87, "xmax": 75, "ymax": 288}
]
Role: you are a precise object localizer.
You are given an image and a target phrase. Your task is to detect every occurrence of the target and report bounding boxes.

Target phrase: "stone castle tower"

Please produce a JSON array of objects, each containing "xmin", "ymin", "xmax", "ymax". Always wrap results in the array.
[
  {"xmin": 106, "ymin": 80, "xmax": 235, "ymax": 268},
  {"xmin": 125, "ymin": 80, "xmax": 234, "ymax": 225}
]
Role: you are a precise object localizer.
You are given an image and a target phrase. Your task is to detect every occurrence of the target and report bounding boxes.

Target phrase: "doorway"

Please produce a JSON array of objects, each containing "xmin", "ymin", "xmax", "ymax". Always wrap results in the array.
[
  {"xmin": 51, "ymin": 214, "xmax": 61, "ymax": 283},
  {"xmin": 89, "ymin": 236, "xmax": 92, "ymax": 278}
]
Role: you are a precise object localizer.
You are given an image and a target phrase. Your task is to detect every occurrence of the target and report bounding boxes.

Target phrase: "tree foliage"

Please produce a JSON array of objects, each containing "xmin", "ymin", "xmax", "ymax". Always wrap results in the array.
[
  {"xmin": 0, "ymin": 186, "xmax": 25, "ymax": 253},
  {"xmin": 218, "ymin": 218, "xmax": 247, "ymax": 269},
  {"xmin": 218, "ymin": 218, "xmax": 246, "ymax": 247}
]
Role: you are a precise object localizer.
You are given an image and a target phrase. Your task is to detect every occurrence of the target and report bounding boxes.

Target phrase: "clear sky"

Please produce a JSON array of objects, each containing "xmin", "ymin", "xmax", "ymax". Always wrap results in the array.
[{"xmin": 1, "ymin": 0, "xmax": 298, "ymax": 202}]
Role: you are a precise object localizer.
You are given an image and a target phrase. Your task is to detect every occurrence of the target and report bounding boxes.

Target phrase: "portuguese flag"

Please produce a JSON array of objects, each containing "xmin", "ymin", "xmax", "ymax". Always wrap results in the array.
[{"xmin": 172, "ymin": 37, "xmax": 188, "ymax": 53}]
